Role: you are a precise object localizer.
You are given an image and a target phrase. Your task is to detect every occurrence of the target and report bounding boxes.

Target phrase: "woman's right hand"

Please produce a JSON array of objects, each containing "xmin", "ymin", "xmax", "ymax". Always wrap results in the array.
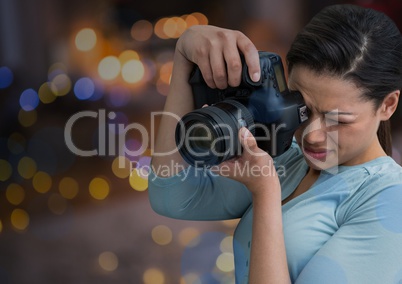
[{"xmin": 176, "ymin": 25, "xmax": 261, "ymax": 89}]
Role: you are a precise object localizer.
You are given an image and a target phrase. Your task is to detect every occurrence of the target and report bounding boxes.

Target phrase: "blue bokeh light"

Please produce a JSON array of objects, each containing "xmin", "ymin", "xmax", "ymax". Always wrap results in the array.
[
  {"xmin": 19, "ymin": 88, "xmax": 40, "ymax": 111},
  {"xmin": 0, "ymin": 66, "xmax": 14, "ymax": 89},
  {"xmin": 74, "ymin": 77, "xmax": 95, "ymax": 100}
]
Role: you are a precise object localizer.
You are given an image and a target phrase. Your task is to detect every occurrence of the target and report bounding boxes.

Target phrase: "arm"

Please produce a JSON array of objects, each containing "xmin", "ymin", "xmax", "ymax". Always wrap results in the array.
[
  {"xmin": 216, "ymin": 128, "xmax": 291, "ymax": 283},
  {"xmin": 151, "ymin": 25, "xmax": 261, "ymax": 177}
]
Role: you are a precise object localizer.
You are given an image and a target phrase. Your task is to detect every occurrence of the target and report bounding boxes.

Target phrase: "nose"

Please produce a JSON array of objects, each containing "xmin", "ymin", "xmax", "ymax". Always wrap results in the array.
[{"xmin": 302, "ymin": 118, "xmax": 327, "ymax": 144}]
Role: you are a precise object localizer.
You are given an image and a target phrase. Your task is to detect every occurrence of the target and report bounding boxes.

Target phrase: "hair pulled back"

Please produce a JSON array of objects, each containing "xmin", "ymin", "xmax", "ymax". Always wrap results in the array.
[{"xmin": 287, "ymin": 4, "xmax": 402, "ymax": 155}]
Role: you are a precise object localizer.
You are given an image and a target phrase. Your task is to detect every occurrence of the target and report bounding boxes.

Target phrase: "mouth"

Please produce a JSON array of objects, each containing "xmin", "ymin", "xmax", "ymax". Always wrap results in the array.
[{"xmin": 303, "ymin": 147, "xmax": 331, "ymax": 161}]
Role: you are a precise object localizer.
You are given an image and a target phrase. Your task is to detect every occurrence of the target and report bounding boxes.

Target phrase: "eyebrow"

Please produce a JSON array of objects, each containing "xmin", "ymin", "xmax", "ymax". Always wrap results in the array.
[{"xmin": 322, "ymin": 110, "xmax": 356, "ymax": 116}]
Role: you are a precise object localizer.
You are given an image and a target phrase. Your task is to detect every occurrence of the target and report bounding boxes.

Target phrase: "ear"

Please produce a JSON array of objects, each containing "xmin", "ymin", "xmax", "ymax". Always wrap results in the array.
[{"xmin": 379, "ymin": 90, "xmax": 400, "ymax": 121}]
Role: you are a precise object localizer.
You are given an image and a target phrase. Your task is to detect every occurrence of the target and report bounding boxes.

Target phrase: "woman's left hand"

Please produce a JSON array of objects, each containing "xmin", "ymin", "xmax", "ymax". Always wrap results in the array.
[{"xmin": 213, "ymin": 127, "xmax": 281, "ymax": 196}]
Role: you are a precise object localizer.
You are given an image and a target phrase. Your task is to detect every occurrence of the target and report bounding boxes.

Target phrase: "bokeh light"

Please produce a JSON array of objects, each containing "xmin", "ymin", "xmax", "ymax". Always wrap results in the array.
[
  {"xmin": 6, "ymin": 184, "xmax": 25, "ymax": 206},
  {"xmin": 163, "ymin": 17, "xmax": 187, "ymax": 38},
  {"xmin": 151, "ymin": 225, "xmax": 173, "ymax": 246},
  {"xmin": 178, "ymin": 227, "xmax": 200, "ymax": 247},
  {"xmin": 74, "ymin": 77, "xmax": 95, "ymax": 100},
  {"xmin": 129, "ymin": 168, "xmax": 148, "ymax": 191},
  {"xmin": 121, "ymin": 59, "xmax": 145, "ymax": 84},
  {"xmin": 0, "ymin": 159, "xmax": 12, "ymax": 181},
  {"xmin": 59, "ymin": 177, "xmax": 79, "ymax": 199},
  {"xmin": 38, "ymin": 82, "xmax": 57, "ymax": 104},
  {"xmin": 0, "ymin": 220, "xmax": 2, "ymax": 234},
  {"xmin": 51, "ymin": 74, "xmax": 72, "ymax": 96},
  {"xmin": 154, "ymin": 17, "xmax": 169, "ymax": 39},
  {"xmin": 98, "ymin": 251, "xmax": 119, "ymax": 272},
  {"xmin": 118, "ymin": 50, "xmax": 139, "ymax": 63},
  {"xmin": 131, "ymin": 20, "xmax": 153, "ymax": 41},
  {"xmin": 11, "ymin": 208, "xmax": 29, "ymax": 231},
  {"xmin": 17, "ymin": 156, "xmax": 37, "ymax": 179},
  {"xmin": 75, "ymin": 28, "xmax": 97, "ymax": 51},
  {"xmin": 18, "ymin": 109, "xmax": 37, "ymax": 127},
  {"xmin": 143, "ymin": 268, "xmax": 165, "ymax": 284},
  {"xmin": 19, "ymin": 89, "xmax": 39, "ymax": 111},
  {"xmin": 32, "ymin": 171, "xmax": 52, "ymax": 194},
  {"xmin": 98, "ymin": 56, "xmax": 121, "ymax": 80},
  {"xmin": 111, "ymin": 156, "xmax": 131, "ymax": 179},
  {"xmin": 220, "ymin": 236, "xmax": 234, "ymax": 253},
  {"xmin": 89, "ymin": 177, "xmax": 110, "ymax": 200},
  {"xmin": 216, "ymin": 252, "xmax": 235, "ymax": 272},
  {"xmin": 0, "ymin": 66, "xmax": 13, "ymax": 89},
  {"xmin": 191, "ymin": 12, "xmax": 208, "ymax": 25}
]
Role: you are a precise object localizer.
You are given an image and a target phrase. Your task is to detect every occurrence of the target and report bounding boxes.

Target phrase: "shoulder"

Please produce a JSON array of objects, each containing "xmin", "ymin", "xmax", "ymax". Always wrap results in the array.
[{"xmin": 337, "ymin": 157, "xmax": 402, "ymax": 223}]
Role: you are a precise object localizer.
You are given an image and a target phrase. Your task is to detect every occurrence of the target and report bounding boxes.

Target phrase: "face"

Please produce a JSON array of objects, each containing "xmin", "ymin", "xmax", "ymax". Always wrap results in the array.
[{"xmin": 288, "ymin": 66, "xmax": 386, "ymax": 171}]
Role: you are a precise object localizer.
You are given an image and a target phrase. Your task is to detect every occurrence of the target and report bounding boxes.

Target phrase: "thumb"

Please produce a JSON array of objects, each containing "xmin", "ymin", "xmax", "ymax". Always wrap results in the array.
[{"xmin": 239, "ymin": 127, "xmax": 257, "ymax": 153}]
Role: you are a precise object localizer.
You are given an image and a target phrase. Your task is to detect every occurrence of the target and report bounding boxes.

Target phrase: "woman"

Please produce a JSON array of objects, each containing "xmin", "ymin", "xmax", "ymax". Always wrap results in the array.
[{"xmin": 148, "ymin": 4, "xmax": 402, "ymax": 283}]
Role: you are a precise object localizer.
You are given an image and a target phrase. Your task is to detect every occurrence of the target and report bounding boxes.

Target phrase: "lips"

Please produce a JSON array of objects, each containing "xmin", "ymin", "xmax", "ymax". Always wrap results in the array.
[{"xmin": 303, "ymin": 147, "xmax": 330, "ymax": 161}]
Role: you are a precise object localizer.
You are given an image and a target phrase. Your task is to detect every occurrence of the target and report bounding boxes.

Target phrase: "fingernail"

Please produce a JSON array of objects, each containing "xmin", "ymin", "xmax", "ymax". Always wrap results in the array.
[{"xmin": 252, "ymin": 72, "xmax": 260, "ymax": 82}]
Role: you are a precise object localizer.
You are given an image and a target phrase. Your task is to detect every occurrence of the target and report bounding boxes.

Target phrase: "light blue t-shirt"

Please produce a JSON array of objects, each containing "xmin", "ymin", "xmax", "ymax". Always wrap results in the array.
[{"xmin": 148, "ymin": 142, "xmax": 402, "ymax": 283}]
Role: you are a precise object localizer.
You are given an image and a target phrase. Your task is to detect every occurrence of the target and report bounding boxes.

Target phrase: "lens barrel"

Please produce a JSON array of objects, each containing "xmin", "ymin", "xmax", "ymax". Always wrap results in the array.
[{"xmin": 175, "ymin": 100, "xmax": 254, "ymax": 167}]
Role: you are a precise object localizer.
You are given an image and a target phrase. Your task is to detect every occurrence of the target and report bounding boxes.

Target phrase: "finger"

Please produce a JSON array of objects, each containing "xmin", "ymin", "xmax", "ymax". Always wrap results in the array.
[
  {"xmin": 223, "ymin": 47, "xmax": 242, "ymax": 87},
  {"xmin": 239, "ymin": 127, "xmax": 258, "ymax": 155},
  {"xmin": 236, "ymin": 34, "xmax": 260, "ymax": 82},
  {"xmin": 197, "ymin": 59, "xmax": 217, "ymax": 89},
  {"xmin": 209, "ymin": 49, "xmax": 228, "ymax": 89}
]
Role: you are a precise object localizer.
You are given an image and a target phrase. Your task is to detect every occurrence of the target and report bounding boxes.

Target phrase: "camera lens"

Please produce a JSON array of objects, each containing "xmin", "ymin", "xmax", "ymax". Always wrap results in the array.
[{"xmin": 175, "ymin": 100, "xmax": 254, "ymax": 167}]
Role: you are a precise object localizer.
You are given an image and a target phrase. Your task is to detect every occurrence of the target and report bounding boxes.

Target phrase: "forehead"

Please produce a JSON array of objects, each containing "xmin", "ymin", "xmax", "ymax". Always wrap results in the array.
[{"xmin": 288, "ymin": 66, "xmax": 365, "ymax": 111}]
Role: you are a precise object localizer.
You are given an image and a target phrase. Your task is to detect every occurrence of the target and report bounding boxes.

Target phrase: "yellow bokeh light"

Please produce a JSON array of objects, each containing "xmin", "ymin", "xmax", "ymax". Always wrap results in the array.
[
  {"xmin": 52, "ymin": 74, "xmax": 72, "ymax": 96},
  {"xmin": 220, "ymin": 236, "xmax": 234, "ymax": 253},
  {"xmin": 163, "ymin": 17, "xmax": 187, "ymax": 38},
  {"xmin": 151, "ymin": 225, "xmax": 173, "ymax": 246},
  {"xmin": 118, "ymin": 50, "xmax": 139, "ymax": 64},
  {"xmin": 38, "ymin": 82, "xmax": 57, "ymax": 104},
  {"xmin": 182, "ymin": 14, "xmax": 199, "ymax": 27},
  {"xmin": 129, "ymin": 169, "xmax": 148, "ymax": 191},
  {"xmin": 98, "ymin": 251, "xmax": 119, "ymax": 272},
  {"xmin": 48, "ymin": 193, "xmax": 67, "ymax": 215},
  {"xmin": 89, "ymin": 177, "xmax": 110, "ymax": 200},
  {"xmin": 17, "ymin": 156, "xmax": 37, "ymax": 179},
  {"xmin": 98, "ymin": 56, "xmax": 121, "ymax": 80},
  {"xmin": 0, "ymin": 220, "xmax": 2, "ymax": 233},
  {"xmin": 18, "ymin": 109, "xmax": 37, "ymax": 127},
  {"xmin": 216, "ymin": 252, "xmax": 235, "ymax": 272},
  {"xmin": 178, "ymin": 227, "xmax": 200, "ymax": 247},
  {"xmin": 0, "ymin": 159, "xmax": 12, "ymax": 181},
  {"xmin": 131, "ymin": 20, "xmax": 153, "ymax": 41},
  {"xmin": 121, "ymin": 59, "xmax": 145, "ymax": 84},
  {"xmin": 154, "ymin": 17, "xmax": 169, "ymax": 39},
  {"xmin": 143, "ymin": 268, "xmax": 165, "ymax": 284},
  {"xmin": 59, "ymin": 177, "xmax": 79, "ymax": 199},
  {"xmin": 33, "ymin": 171, "xmax": 52, "ymax": 193},
  {"xmin": 11, "ymin": 208, "xmax": 29, "ymax": 231},
  {"xmin": 75, "ymin": 28, "xmax": 97, "ymax": 51},
  {"xmin": 111, "ymin": 156, "xmax": 131, "ymax": 179},
  {"xmin": 191, "ymin": 12, "xmax": 208, "ymax": 25},
  {"xmin": 6, "ymin": 183, "xmax": 25, "ymax": 206}
]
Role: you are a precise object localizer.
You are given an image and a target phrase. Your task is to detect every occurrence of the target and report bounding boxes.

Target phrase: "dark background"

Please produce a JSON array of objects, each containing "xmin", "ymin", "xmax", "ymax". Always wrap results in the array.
[{"xmin": 0, "ymin": 0, "xmax": 401, "ymax": 283}]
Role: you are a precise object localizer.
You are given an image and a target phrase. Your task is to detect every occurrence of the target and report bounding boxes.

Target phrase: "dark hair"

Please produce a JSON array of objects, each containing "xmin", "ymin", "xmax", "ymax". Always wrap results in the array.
[{"xmin": 286, "ymin": 4, "xmax": 402, "ymax": 156}]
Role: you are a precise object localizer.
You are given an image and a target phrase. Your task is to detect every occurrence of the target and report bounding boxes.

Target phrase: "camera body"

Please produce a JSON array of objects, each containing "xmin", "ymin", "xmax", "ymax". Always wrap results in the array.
[{"xmin": 175, "ymin": 51, "xmax": 308, "ymax": 168}]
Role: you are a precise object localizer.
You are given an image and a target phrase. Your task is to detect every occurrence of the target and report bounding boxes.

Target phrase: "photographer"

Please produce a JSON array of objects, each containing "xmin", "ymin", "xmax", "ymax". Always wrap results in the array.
[{"xmin": 148, "ymin": 4, "xmax": 402, "ymax": 283}]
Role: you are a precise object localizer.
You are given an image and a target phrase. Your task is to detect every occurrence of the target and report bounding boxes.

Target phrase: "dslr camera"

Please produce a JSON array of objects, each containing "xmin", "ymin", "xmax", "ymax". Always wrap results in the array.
[{"xmin": 175, "ymin": 51, "xmax": 308, "ymax": 168}]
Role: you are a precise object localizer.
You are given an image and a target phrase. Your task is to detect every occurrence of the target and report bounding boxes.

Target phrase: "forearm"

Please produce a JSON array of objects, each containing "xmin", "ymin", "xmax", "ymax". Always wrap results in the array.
[
  {"xmin": 249, "ymin": 184, "xmax": 290, "ymax": 284},
  {"xmin": 151, "ymin": 49, "xmax": 194, "ymax": 176}
]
